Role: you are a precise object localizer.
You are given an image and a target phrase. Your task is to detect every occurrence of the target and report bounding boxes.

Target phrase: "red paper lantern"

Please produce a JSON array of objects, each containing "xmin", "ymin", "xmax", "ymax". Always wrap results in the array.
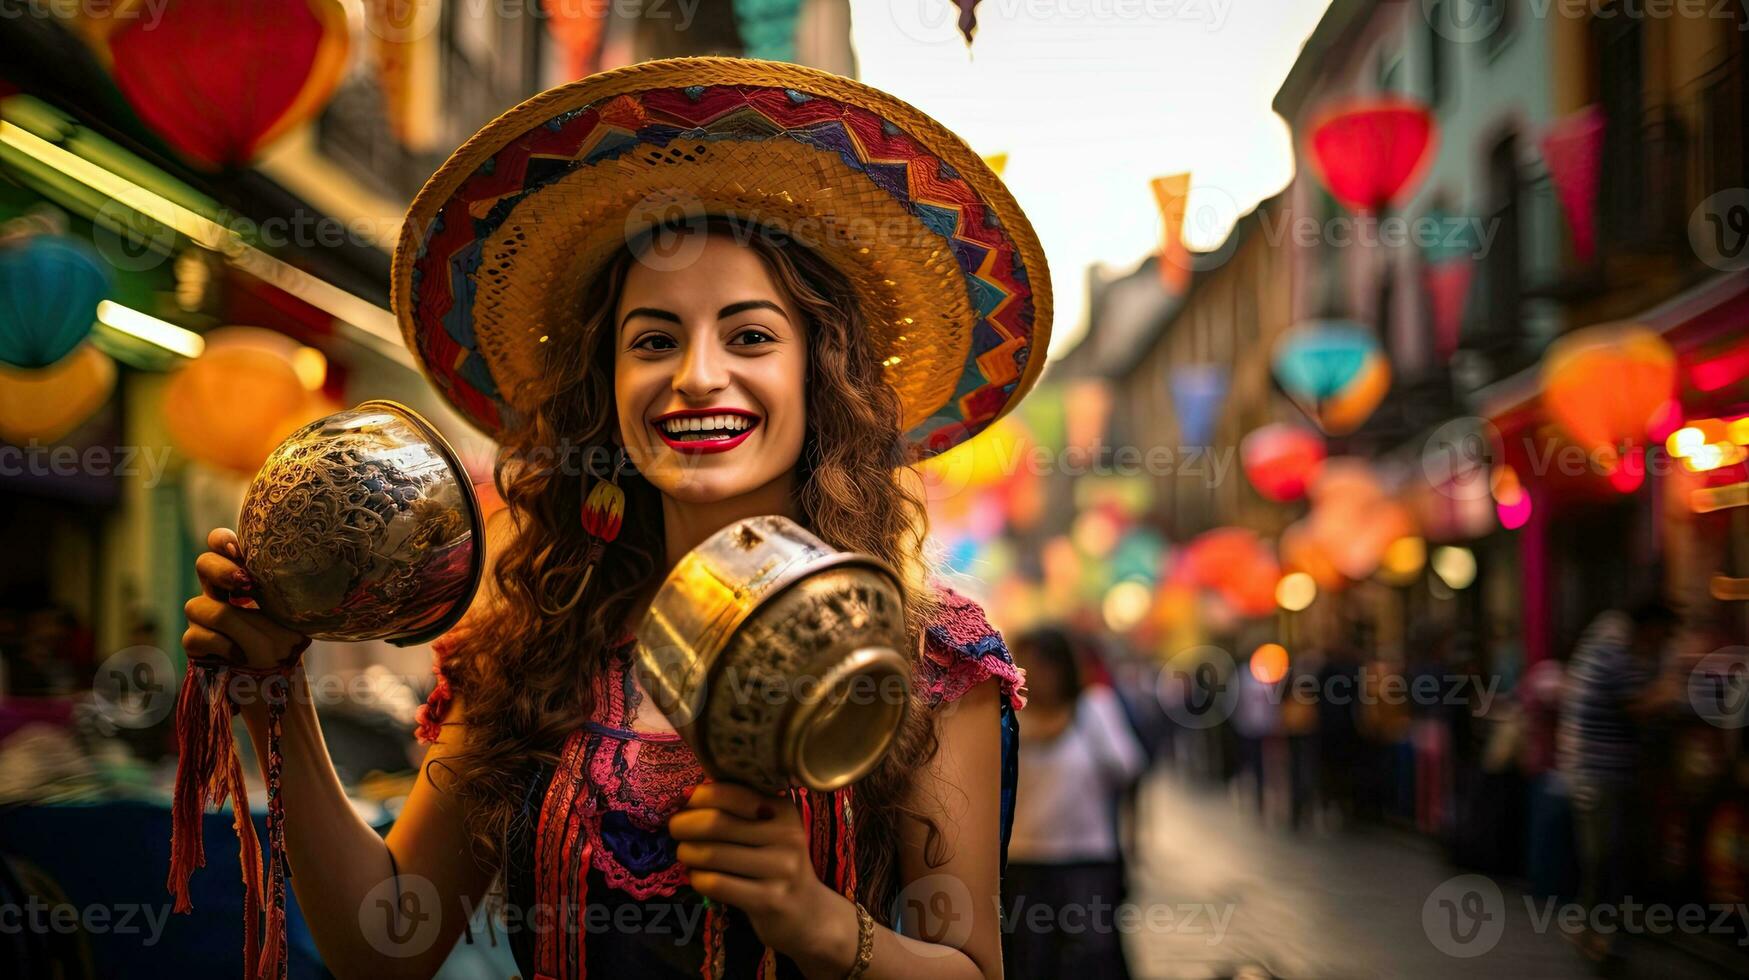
[
  {"xmin": 1305, "ymin": 98, "xmax": 1437, "ymax": 212},
  {"xmin": 99, "ymin": 0, "xmax": 350, "ymax": 168},
  {"xmin": 1181, "ymin": 527, "xmax": 1280, "ymax": 619},
  {"xmin": 1241, "ymin": 424, "xmax": 1326, "ymax": 502}
]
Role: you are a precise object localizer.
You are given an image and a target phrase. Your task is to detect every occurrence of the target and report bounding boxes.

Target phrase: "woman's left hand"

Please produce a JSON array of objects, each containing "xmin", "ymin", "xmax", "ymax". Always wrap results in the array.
[{"xmin": 669, "ymin": 781, "xmax": 839, "ymax": 958}]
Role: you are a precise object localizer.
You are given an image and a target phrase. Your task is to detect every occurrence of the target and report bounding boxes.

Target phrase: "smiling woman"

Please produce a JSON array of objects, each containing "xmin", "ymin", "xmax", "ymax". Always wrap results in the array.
[{"xmin": 181, "ymin": 57, "xmax": 1047, "ymax": 980}]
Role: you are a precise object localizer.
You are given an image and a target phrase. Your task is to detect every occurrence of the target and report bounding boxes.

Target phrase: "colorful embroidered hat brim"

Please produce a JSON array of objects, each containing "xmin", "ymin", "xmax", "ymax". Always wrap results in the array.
[{"xmin": 392, "ymin": 56, "xmax": 1050, "ymax": 458}]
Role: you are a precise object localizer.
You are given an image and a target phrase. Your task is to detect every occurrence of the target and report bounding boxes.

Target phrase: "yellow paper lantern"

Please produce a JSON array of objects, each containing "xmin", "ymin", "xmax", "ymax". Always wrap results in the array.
[
  {"xmin": 0, "ymin": 344, "xmax": 116, "ymax": 443},
  {"xmin": 165, "ymin": 344, "xmax": 307, "ymax": 473}
]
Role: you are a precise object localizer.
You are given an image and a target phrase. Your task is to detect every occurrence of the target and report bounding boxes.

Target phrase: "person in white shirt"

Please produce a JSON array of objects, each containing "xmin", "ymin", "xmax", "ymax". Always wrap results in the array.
[{"xmin": 1002, "ymin": 626, "xmax": 1148, "ymax": 979}]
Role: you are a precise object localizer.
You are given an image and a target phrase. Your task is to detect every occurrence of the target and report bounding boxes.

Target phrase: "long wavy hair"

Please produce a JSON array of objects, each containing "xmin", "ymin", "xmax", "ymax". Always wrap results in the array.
[{"xmin": 432, "ymin": 215, "xmax": 945, "ymax": 920}]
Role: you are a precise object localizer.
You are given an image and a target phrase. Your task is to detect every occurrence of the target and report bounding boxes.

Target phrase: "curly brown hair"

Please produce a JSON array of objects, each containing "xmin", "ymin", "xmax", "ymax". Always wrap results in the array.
[{"xmin": 430, "ymin": 215, "xmax": 945, "ymax": 920}]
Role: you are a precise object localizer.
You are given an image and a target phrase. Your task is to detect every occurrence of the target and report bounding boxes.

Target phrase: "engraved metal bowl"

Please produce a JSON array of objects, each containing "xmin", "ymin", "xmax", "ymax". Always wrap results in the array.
[
  {"xmin": 634, "ymin": 515, "xmax": 911, "ymax": 794},
  {"xmin": 235, "ymin": 399, "xmax": 484, "ymax": 645}
]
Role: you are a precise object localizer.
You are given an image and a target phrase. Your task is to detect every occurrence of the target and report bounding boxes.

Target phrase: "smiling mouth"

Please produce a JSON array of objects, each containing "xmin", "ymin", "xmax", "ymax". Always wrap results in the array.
[{"xmin": 652, "ymin": 414, "xmax": 760, "ymax": 447}]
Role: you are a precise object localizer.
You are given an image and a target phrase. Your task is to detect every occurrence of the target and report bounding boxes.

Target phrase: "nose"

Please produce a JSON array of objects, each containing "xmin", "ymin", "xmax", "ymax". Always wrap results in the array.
[{"xmin": 673, "ymin": 334, "xmax": 729, "ymax": 399}]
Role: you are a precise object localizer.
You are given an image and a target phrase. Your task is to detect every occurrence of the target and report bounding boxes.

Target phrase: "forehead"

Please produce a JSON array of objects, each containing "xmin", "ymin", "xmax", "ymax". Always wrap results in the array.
[{"xmin": 617, "ymin": 232, "xmax": 788, "ymax": 309}]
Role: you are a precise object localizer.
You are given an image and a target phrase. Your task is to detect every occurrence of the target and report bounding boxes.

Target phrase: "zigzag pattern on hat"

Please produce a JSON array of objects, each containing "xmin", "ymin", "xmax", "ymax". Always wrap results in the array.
[{"xmin": 408, "ymin": 83, "xmax": 1039, "ymax": 444}]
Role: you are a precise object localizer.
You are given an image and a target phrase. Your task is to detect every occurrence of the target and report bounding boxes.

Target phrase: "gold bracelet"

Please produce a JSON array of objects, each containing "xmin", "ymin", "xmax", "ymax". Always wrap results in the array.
[{"xmin": 845, "ymin": 900, "xmax": 875, "ymax": 980}]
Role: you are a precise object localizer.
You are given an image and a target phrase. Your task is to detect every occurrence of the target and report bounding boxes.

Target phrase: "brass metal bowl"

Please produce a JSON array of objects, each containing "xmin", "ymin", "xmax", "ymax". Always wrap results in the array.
[
  {"xmin": 634, "ymin": 515, "xmax": 911, "ymax": 794},
  {"xmin": 235, "ymin": 399, "xmax": 484, "ymax": 645}
]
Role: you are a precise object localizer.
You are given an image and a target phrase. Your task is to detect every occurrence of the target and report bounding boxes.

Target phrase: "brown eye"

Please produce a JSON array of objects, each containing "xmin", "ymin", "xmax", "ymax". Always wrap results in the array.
[
  {"xmin": 731, "ymin": 328, "xmax": 774, "ymax": 346},
  {"xmin": 632, "ymin": 334, "xmax": 677, "ymax": 352}
]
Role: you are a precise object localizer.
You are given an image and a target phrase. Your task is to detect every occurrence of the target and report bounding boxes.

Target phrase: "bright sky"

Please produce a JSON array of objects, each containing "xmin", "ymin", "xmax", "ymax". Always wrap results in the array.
[{"xmin": 848, "ymin": 0, "xmax": 1334, "ymax": 359}]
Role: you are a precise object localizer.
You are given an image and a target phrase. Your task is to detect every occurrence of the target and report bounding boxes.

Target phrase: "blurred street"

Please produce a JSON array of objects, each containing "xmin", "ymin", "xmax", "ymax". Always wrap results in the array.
[{"xmin": 1123, "ymin": 771, "xmax": 1723, "ymax": 980}]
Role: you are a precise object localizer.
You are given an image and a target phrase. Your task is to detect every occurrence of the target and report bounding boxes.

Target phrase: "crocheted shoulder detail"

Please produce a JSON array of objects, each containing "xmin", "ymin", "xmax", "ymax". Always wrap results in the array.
[{"xmin": 917, "ymin": 580, "xmax": 1027, "ymax": 712}]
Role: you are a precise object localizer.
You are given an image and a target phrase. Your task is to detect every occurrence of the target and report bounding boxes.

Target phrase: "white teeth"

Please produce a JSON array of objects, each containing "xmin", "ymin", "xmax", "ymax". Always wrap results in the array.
[{"xmin": 658, "ymin": 414, "xmax": 754, "ymax": 436}]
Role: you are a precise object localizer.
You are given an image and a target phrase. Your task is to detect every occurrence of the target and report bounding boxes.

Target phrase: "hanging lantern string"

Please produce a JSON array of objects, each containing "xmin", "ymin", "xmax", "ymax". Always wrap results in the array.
[{"xmin": 167, "ymin": 637, "xmax": 310, "ymax": 980}]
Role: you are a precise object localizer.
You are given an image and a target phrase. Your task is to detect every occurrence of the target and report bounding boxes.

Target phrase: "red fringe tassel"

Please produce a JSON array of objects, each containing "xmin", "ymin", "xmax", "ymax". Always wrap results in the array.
[{"xmin": 167, "ymin": 660, "xmax": 299, "ymax": 980}]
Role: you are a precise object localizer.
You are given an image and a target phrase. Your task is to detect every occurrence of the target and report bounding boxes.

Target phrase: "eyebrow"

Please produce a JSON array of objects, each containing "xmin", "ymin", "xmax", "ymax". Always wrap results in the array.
[{"xmin": 620, "ymin": 300, "xmax": 790, "ymax": 331}]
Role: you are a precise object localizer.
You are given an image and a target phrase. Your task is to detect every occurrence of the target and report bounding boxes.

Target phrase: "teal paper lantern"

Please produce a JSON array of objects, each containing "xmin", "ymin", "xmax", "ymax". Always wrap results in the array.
[
  {"xmin": 0, "ymin": 233, "xmax": 112, "ymax": 369},
  {"xmin": 1271, "ymin": 319, "xmax": 1380, "ymax": 404}
]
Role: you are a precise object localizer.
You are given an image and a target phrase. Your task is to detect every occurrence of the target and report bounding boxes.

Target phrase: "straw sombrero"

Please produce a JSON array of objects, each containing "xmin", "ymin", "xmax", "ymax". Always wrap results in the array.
[{"xmin": 391, "ymin": 57, "xmax": 1050, "ymax": 458}]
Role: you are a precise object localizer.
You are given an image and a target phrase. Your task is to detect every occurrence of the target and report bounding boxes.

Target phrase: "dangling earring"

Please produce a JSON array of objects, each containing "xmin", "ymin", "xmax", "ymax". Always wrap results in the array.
[{"xmin": 538, "ymin": 446, "xmax": 631, "ymax": 616}]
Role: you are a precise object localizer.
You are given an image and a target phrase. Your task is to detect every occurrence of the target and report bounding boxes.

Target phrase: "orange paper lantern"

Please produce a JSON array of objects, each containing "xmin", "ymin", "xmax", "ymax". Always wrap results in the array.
[
  {"xmin": 165, "ymin": 345, "xmax": 308, "ymax": 473},
  {"xmin": 1279, "ymin": 520, "xmax": 1345, "ymax": 591},
  {"xmin": 1543, "ymin": 323, "xmax": 1677, "ymax": 479}
]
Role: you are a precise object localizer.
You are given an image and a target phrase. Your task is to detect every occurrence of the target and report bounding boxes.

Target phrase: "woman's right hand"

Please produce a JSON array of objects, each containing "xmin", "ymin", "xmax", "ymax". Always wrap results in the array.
[{"xmin": 183, "ymin": 527, "xmax": 310, "ymax": 671}]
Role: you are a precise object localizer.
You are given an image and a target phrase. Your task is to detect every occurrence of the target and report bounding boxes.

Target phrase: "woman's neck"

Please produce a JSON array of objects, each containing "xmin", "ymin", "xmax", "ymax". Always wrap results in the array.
[{"xmin": 659, "ymin": 469, "xmax": 803, "ymax": 570}]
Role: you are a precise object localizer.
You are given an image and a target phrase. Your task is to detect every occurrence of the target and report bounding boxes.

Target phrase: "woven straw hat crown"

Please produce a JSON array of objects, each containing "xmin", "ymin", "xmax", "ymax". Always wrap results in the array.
[{"xmin": 393, "ymin": 56, "xmax": 1050, "ymax": 459}]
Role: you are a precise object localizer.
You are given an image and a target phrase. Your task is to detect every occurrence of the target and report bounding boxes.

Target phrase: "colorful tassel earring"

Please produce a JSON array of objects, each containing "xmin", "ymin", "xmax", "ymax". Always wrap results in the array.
[{"xmin": 539, "ymin": 446, "xmax": 629, "ymax": 616}]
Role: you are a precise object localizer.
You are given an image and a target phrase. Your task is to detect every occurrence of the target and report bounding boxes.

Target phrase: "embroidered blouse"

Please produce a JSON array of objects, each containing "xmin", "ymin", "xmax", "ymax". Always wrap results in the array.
[{"xmin": 414, "ymin": 581, "xmax": 1025, "ymax": 980}]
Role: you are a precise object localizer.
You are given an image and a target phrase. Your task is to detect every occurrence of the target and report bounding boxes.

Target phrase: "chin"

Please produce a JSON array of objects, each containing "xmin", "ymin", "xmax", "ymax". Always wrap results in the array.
[{"xmin": 645, "ymin": 463, "xmax": 760, "ymax": 504}]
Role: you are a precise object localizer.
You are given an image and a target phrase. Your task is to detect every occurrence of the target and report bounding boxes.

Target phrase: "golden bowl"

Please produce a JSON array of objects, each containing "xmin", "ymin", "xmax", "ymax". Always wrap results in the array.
[
  {"xmin": 235, "ymin": 400, "xmax": 484, "ymax": 645},
  {"xmin": 634, "ymin": 515, "xmax": 911, "ymax": 794}
]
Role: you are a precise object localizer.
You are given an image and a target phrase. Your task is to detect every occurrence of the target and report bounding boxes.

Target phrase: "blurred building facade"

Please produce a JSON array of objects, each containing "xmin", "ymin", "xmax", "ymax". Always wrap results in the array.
[{"xmin": 0, "ymin": 0, "xmax": 854, "ymax": 686}]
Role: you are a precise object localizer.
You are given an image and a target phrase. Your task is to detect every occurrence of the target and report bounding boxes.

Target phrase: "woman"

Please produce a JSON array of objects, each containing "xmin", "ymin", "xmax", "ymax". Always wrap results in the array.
[
  {"xmin": 1003, "ymin": 626, "xmax": 1144, "ymax": 980},
  {"xmin": 180, "ymin": 58, "xmax": 1047, "ymax": 979}
]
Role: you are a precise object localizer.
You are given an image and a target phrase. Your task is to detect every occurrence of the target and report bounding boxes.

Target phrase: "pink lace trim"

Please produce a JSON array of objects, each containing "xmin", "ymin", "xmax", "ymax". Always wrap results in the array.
[{"xmin": 582, "ymin": 650, "xmax": 700, "ymax": 900}]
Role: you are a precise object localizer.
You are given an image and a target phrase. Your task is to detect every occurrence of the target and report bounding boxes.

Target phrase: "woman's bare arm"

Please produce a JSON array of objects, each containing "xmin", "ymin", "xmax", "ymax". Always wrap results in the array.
[
  {"xmin": 234, "ymin": 678, "xmax": 491, "ymax": 976},
  {"xmin": 192, "ymin": 507, "xmax": 517, "ymax": 976},
  {"xmin": 785, "ymin": 677, "xmax": 1007, "ymax": 980}
]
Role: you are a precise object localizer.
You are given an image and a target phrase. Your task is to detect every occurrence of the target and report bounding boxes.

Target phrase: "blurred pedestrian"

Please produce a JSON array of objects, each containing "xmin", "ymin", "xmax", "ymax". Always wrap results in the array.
[
  {"xmin": 1519, "ymin": 656, "xmax": 1574, "ymax": 899},
  {"xmin": 1556, "ymin": 601, "xmax": 1682, "ymax": 968},
  {"xmin": 1004, "ymin": 625, "xmax": 1146, "ymax": 980}
]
